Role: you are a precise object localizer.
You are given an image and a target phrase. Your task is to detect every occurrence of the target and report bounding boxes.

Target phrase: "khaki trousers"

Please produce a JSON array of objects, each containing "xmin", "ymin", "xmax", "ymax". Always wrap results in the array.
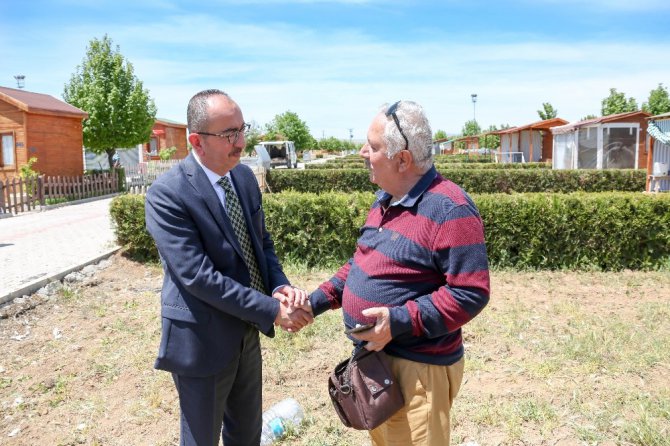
[{"xmin": 369, "ymin": 355, "xmax": 465, "ymax": 446}]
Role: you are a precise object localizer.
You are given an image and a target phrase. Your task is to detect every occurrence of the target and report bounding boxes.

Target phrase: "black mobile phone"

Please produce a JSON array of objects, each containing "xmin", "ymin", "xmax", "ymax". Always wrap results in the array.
[{"xmin": 344, "ymin": 323, "xmax": 374, "ymax": 335}]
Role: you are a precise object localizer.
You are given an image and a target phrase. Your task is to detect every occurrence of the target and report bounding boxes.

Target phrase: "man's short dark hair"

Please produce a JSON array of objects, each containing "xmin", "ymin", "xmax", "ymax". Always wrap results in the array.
[{"xmin": 187, "ymin": 89, "xmax": 230, "ymax": 133}]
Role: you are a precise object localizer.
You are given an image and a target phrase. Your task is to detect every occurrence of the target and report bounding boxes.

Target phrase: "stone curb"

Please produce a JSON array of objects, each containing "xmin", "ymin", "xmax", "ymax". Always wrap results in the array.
[{"xmin": 0, "ymin": 247, "xmax": 121, "ymax": 306}]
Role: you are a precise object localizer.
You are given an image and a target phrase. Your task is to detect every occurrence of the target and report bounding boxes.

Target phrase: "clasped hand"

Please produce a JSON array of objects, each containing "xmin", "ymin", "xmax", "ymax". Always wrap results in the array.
[{"xmin": 272, "ymin": 285, "xmax": 313, "ymax": 333}]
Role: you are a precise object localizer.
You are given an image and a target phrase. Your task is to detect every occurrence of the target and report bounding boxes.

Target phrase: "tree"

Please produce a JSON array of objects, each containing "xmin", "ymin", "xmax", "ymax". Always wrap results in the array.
[
  {"xmin": 318, "ymin": 136, "xmax": 357, "ymax": 153},
  {"xmin": 461, "ymin": 120, "xmax": 481, "ymax": 136},
  {"xmin": 63, "ymin": 35, "xmax": 156, "ymax": 168},
  {"xmin": 479, "ymin": 124, "xmax": 502, "ymax": 149},
  {"xmin": 434, "ymin": 129, "xmax": 448, "ymax": 140},
  {"xmin": 265, "ymin": 111, "xmax": 313, "ymax": 151},
  {"xmin": 601, "ymin": 88, "xmax": 638, "ymax": 116},
  {"xmin": 642, "ymin": 83, "xmax": 670, "ymax": 116},
  {"xmin": 581, "ymin": 114, "xmax": 598, "ymax": 121},
  {"xmin": 244, "ymin": 121, "xmax": 263, "ymax": 155},
  {"xmin": 537, "ymin": 102, "xmax": 558, "ymax": 120}
]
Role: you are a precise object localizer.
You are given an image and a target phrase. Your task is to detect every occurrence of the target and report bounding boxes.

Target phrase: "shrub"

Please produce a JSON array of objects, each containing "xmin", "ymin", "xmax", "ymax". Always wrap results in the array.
[
  {"xmin": 159, "ymin": 146, "xmax": 177, "ymax": 161},
  {"xmin": 109, "ymin": 194, "xmax": 158, "ymax": 262},
  {"xmin": 306, "ymin": 162, "xmax": 550, "ymax": 170},
  {"xmin": 109, "ymin": 192, "xmax": 670, "ymax": 271},
  {"xmin": 267, "ymin": 169, "xmax": 376, "ymax": 193},
  {"xmin": 263, "ymin": 191, "xmax": 373, "ymax": 267},
  {"xmin": 268, "ymin": 169, "xmax": 646, "ymax": 194},
  {"xmin": 477, "ymin": 192, "xmax": 670, "ymax": 270}
]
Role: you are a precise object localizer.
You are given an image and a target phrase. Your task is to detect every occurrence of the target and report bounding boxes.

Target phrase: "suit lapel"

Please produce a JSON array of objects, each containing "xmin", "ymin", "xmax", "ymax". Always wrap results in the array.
[{"xmin": 182, "ymin": 154, "xmax": 245, "ymax": 261}]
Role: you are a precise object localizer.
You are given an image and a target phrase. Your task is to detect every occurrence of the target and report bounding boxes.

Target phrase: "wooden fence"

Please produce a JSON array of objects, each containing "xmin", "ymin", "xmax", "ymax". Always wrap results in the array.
[
  {"xmin": 44, "ymin": 172, "xmax": 118, "ymax": 201},
  {"xmin": 0, "ymin": 176, "xmax": 44, "ymax": 215},
  {"xmin": 124, "ymin": 160, "xmax": 268, "ymax": 193},
  {"xmin": 0, "ymin": 172, "xmax": 119, "ymax": 215},
  {"xmin": 1, "ymin": 160, "xmax": 269, "ymax": 214}
]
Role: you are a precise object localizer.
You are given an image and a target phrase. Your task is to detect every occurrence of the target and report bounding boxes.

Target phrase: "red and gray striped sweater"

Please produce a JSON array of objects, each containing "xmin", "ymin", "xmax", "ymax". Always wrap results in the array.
[{"xmin": 310, "ymin": 166, "xmax": 490, "ymax": 365}]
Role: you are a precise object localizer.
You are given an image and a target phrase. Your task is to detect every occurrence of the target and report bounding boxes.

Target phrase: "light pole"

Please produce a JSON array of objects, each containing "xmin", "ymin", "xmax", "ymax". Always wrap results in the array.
[
  {"xmin": 471, "ymin": 93, "xmax": 477, "ymax": 123},
  {"xmin": 14, "ymin": 75, "xmax": 25, "ymax": 89}
]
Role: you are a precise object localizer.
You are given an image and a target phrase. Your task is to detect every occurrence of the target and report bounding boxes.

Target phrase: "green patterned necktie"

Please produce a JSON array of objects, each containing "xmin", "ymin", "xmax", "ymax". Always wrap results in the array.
[{"xmin": 217, "ymin": 176, "xmax": 266, "ymax": 293}]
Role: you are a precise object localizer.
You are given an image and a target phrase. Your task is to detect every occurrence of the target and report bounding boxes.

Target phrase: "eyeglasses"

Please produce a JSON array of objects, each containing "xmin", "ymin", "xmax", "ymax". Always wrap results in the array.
[
  {"xmin": 385, "ymin": 101, "xmax": 409, "ymax": 151},
  {"xmin": 197, "ymin": 123, "xmax": 251, "ymax": 144}
]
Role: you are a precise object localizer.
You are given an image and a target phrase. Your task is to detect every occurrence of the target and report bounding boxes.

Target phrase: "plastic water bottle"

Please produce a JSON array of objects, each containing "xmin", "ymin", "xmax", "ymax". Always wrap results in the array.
[{"xmin": 260, "ymin": 398, "xmax": 304, "ymax": 445}]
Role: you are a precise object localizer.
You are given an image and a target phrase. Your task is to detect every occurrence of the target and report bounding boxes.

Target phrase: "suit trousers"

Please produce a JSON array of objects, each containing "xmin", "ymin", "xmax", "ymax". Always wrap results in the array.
[
  {"xmin": 369, "ymin": 355, "xmax": 465, "ymax": 446},
  {"xmin": 172, "ymin": 325, "xmax": 263, "ymax": 446}
]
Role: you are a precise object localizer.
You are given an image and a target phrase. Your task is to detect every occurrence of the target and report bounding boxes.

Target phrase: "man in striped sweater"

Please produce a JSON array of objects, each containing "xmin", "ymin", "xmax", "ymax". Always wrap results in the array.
[{"xmin": 308, "ymin": 101, "xmax": 490, "ymax": 445}]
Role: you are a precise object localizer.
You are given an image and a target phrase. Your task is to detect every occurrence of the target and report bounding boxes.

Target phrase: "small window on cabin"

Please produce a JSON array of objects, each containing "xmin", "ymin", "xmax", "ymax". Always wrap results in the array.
[
  {"xmin": 149, "ymin": 137, "xmax": 159, "ymax": 155},
  {"xmin": 1, "ymin": 133, "xmax": 15, "ymax": 166}
]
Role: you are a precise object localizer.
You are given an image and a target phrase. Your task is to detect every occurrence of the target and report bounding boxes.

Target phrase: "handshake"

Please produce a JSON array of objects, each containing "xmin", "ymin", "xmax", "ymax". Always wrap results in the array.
[{"xmin": 272, "ymin": 286, "xmax": 314, "ymax": 333}]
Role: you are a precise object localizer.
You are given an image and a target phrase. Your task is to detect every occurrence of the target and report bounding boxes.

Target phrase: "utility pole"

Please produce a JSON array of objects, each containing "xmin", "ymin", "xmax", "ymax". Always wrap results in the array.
[{"xmin": 471, "ymin": 93, "xmax": 477, "ymax": 123}]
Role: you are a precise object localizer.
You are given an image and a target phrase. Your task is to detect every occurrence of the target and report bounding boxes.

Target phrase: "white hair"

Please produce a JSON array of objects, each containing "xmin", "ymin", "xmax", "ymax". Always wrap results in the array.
[{"xmin": 379, "ymin": 101, "xmax": 434, "ymax": 171}]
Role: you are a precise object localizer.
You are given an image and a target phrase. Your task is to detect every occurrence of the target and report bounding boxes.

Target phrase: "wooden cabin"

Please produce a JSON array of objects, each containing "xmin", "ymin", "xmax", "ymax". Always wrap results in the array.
[
  {"xmin": 84, "ymin": 118, "xmax": 189, "ymax": 169},
  {"xmin": 496, "ymin": 118, "xmax": 568, "ymax": 163},
  {"xmin": 551, "ymin": 111, "xmax": 650, "ymax": 170},
  {"xmin": 142, "ymin": 118, "xmax": 188, "ymax": 162},
  {"xmin": 0, "ymin": 86, "xmax": 87, "ymax": 180},
  {"xmin": 433, "ymin": 137, "xmax": 454, "ymax": 155}
]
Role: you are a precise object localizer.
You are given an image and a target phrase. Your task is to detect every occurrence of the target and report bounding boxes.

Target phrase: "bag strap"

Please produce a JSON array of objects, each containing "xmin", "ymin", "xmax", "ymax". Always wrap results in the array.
[{"xmin": 341, "ymin": 345, "xmax": 367, "ymax": 394}]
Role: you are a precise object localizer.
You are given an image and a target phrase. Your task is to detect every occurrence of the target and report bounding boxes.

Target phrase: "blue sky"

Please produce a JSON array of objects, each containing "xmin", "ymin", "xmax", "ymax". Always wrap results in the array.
[{"xmin": 1, "ymin": 0, "xmax": 669, "ymax": 140}]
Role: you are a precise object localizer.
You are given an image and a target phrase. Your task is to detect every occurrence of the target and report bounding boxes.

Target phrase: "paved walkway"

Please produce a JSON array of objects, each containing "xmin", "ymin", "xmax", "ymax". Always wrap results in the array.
[{"xmin": 0, "ymin": 196, "xmax": 120, "ymax": 304}]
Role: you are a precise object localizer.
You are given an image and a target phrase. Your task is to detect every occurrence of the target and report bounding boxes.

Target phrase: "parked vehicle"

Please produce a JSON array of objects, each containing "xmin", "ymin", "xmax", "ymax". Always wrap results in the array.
[{"xmin": 254, "ymin": 141, "xmax": 298, "ymax": 169}]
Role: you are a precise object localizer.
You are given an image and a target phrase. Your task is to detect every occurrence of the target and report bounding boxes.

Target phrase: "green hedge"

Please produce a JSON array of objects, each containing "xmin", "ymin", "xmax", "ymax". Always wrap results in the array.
[
  {"xmin": 306, "ymin": 162, "xmax": 550, "ymax": 170},
  {"xmin": 435, "ymin": 154, "xmax": 494, "ymax": 163},
  {"xmin": 263, "ymin": 192, "xmax": 372, "ymax": 267},
  {"xmin": 307, "ymin": 160, "xmax": 366, "ymax": 169},
  {"xmin": 110, "ymin": 192, "xmax": 670, "ymax": 270},
  {"xmin": 267, "ymin": 169, "xmax": 646, "ymax": 194},
  {"xmin": 269, "ymin": 169, "xmax": 376, "ymax": 193},
  {"xmin": 478, "ymin": 193, "xmax": 670, "ymax": 270}
]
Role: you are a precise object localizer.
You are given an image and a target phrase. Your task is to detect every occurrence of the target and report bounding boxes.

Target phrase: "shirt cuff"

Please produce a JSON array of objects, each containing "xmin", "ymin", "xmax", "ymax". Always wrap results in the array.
[
  {"xmin": 271, "ymin": 285, "xmax": 286, "ymax": 295},
  {"xmin": 308, "ymin": 289, "xmax": 332, "ymax": 317}
]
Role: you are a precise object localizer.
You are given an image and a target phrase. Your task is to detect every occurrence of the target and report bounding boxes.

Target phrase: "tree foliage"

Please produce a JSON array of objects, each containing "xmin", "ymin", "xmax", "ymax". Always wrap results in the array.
[
  {"xmin": 461, "ymin": 120, "xmax": 481, "ymax": 136},
  {"xmin": 479, "ymin": 124, "xmax": 503, "ymax": 149},
  {"xmin": 601, "ymin": 88, "xmax": 638, "ymax": 116},
  {"xmin": 244, "ymin": 121, "xmax": 263, "ymax": 155},
  {"xmin": 265, "ymin": 111, "xmax": 313, "ymax": 150},
  {"xmin": 318, "ymin": 137, "xmax": 359, "ymax": 153},
  {"xmin": 63, "ymin": 35, "xmax": 156, "ymax": 168},
  {"xmin": 642, "ymin": 83, "xmax": 670, "ymax": 116},
  {"xmin": 537, "ymin": 102, "xmax": 558, "ymax": 120},
  {"xmin": 434, "ymin": 129, "xmax": 448, "ymax": 140}
]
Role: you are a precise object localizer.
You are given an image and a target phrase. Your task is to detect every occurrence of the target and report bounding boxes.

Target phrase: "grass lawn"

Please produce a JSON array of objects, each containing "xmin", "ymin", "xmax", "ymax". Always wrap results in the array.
[{"xmin": 0, "ymin": 255, "xmax": 668, "ymax": 445}]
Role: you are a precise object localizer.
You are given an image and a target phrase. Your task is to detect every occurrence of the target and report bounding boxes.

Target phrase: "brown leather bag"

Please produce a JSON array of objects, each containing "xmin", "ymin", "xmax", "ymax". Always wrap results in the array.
[{"xmin": 328, "ymin": 346, "xmax": 405, "ymax": 430}]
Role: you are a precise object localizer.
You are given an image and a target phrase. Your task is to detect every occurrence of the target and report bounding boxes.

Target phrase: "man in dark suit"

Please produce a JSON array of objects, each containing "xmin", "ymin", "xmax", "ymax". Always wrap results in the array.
[{"xmin": 145, "ymin": 89, "xmax": 312, "ymax": 446}]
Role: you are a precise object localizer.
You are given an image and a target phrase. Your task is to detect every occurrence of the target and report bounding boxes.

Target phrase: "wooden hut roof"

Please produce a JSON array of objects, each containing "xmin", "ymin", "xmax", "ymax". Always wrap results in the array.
[
  {"xmin": 648, "ymin": 111, "xmax": 670, "ymax": 120},
  {"xmin": 155, "ymin": 117, "xmax": 187, "ymax": 128},
  {"xmin": 0, "ymin": 86, "xmax": 88, "ymax": 118},
  {"xmin": 551, "ymin": 111, "xmax": 651, "ymax": 135},
  {"xmin": 497, "ymin": 117, "xmax": 569, "ymax": 135}
]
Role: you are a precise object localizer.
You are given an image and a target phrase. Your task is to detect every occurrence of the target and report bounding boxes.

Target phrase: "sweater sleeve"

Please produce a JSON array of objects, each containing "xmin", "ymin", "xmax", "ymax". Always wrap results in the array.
[{"xmin": 308, "ymin": 259, "xmax": 352, "ymax": 316}]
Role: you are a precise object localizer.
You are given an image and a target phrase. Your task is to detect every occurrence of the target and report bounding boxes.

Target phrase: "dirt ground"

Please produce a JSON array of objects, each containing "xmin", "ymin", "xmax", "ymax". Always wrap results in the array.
[{"xmin": 1, "ymin": 254, "xmax": 668, "ymax": 446}]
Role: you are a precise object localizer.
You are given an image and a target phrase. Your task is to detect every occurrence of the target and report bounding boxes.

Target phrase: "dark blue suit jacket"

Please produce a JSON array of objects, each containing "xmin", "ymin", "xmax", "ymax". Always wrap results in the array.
[{"xmin": 145, "ymin": 154, "xmax": 287, "ymax": 377}]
